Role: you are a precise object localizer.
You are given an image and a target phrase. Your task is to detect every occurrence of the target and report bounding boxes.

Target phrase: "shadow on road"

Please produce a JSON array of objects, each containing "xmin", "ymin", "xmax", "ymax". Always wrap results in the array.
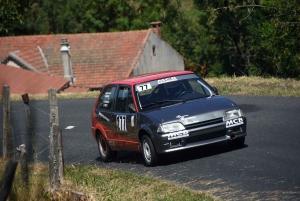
[
  {"xmin": 95, "ymin": 142, "xmax": 248, "ymax": 166},
  {"xmin": 159, "ymin": 142, "xmax": 248, "ymax": 166}
]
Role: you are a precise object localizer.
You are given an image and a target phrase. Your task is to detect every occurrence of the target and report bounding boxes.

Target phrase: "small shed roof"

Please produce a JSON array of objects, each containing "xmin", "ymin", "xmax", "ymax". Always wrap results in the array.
[{"xmin": 0, "ymin": 64, "xmax": 69, "ymax": 94}]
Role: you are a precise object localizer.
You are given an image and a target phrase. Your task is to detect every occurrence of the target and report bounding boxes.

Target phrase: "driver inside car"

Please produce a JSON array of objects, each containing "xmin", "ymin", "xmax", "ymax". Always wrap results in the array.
[{"xmin": 163, "ymin": 81, "xmax": 184, "ymax": 99}]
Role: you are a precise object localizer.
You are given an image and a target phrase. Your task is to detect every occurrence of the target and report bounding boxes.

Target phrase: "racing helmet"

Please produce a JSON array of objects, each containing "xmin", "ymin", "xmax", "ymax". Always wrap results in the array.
[{"xmin": 163, "ymin": 80, "xmax": 183, "ymax": 97}]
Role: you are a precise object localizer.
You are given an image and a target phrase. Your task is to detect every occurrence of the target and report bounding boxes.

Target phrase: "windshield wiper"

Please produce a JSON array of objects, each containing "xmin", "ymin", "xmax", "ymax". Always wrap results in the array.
[{"xmin": 142, "ymin": 100, "xmax": 185, "ymax": 109}]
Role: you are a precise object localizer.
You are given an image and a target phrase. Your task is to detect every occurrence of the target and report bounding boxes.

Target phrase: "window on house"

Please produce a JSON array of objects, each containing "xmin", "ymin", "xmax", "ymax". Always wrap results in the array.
[{"xmin": 152, "ymin": 45, "xmax": 156, "ymax": 56}]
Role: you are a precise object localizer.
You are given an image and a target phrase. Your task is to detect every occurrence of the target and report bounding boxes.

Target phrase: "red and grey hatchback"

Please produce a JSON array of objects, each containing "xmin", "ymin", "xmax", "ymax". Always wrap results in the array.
[{"xmin": 91, "ymin": 71, "xmax": 247, "ymax": 166}]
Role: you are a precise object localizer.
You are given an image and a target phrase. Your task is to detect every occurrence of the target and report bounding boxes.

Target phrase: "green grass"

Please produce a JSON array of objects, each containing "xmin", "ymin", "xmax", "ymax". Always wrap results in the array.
[
  {"xmin": 1, "ymin": 77, "xmax": 299, "ymax": 102},
  {"xmin": 0, "ymin": 159, "xmax": 219, "ymax": 201}
]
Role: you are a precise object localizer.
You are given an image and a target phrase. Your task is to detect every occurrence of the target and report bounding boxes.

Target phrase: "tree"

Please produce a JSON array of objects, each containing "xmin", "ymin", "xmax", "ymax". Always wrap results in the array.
[
  {"xmin": 257, "ymin": 0, "xmax": 300, "ymax": 78},
  {"xmin": 193, "ymin": 0, "xmax": 300, "ymax": 78},
  {"xmin": 0, "ymin": 0, "xmax": 32, "ymax": 35}
]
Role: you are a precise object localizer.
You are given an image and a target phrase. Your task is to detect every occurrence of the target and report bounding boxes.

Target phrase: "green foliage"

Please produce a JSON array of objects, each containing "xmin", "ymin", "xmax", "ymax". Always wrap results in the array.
[
  {"xmin": 2, "ymin": 0, "xmax": 300, "ymax": 78},
  {"xmin": 0, "ymin": 0, "xmax": 32, "ymax": 35}
]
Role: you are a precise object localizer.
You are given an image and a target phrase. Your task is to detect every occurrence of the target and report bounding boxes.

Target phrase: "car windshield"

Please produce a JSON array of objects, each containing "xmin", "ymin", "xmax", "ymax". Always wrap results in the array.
[{"xmin": 135, "ymin": 74, "xmax": 216, "ymax": 110}]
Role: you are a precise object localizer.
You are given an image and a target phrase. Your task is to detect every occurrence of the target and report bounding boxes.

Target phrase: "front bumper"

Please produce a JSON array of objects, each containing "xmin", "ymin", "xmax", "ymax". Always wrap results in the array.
[{"xmin": 152, "ymin": 117, "xmax": 247, "ymax": 154}]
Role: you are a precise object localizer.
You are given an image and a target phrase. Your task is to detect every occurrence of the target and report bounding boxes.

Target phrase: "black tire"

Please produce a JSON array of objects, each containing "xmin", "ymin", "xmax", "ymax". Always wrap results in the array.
[
  {"xmin": 97, "ymin": 133, "xmax": 117, "ymax": 162},
  {"xmin": 231, "ymin": 137, "xmax": 245, "ymax": 147},
  {"xmin": 141, "ymin": 135, "xmax": 158, "ymax": 167}
]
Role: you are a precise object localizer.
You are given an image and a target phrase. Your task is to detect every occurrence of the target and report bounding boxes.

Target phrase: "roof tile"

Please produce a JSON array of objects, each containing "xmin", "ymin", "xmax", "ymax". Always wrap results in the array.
[
  {"xmin": 0, "ymin": 64, "xmax": 76, "ymax": 94},
  {"xmin": 0, "ymin": 30, "xmax": 151, "ymax": 89}
]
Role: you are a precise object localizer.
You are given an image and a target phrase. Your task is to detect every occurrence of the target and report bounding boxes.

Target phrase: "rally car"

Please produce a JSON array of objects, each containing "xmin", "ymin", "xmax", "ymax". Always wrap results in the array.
[{"xmin": 91, "ymin": 71, "xmax": 247, "ymax": 166}]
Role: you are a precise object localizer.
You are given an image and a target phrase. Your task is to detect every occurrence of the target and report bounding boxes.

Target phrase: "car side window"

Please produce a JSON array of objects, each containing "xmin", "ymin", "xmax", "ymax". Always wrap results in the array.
[
  {"xmin": 115, "ymin": 86, "xmax": 135, "ymax": 113},
  {"xmin": 127, "ymin": 87, "xmax": 135, "ymax": 113},
  {"xmin": 97, "ymin": 86, "xmax": 116, "ymax": 111}
]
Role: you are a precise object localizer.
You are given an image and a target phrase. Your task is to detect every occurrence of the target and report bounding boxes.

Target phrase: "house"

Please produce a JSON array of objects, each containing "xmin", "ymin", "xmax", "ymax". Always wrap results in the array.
[{"xmin": 0, "ymin": 22, "xmax": 184, "ymax": 94}]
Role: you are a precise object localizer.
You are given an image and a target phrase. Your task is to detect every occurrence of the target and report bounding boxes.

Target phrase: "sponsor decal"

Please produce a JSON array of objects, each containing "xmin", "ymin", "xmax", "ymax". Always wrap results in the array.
[
  {"xmin": 158, "ymin": 77, "xmax": 177, "ymax": 84},
  {"xmin": 131, "ymin": 115, "xmax": 135, "ymax": 127},
  {"xmin": 176, "ymin": 115, "xmax": 199, "ymax": 125},
  {"xmin": 98, "ymin": 112, "xmax": 110, "ymax": 122},
  {"xmin": 116, "ymin": 115, "xmax": 127, "ymax": 131},
  {"xmin": 167, "ymin": 130, "xmax": 189, "ymax": 140},
  {"xmin": 226, "ymin": 118, "xmax": 244, "ymax": 128},
  {"xmin": 136, "ymin": 83, "xmax": 152, "ymax": 92}
]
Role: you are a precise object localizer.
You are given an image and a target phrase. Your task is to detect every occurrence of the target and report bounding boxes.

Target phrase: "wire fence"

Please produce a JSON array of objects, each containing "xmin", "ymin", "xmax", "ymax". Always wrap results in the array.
[{"xmin": 0, "ymin": 87, "xmax": 71, "ymax": 199}]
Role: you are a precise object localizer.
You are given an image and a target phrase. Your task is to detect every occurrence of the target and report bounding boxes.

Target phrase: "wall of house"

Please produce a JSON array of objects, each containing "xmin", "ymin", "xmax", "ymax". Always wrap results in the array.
[{"xmin": 132, "ymin": 32, "xmax": 184, "ymax": 75}]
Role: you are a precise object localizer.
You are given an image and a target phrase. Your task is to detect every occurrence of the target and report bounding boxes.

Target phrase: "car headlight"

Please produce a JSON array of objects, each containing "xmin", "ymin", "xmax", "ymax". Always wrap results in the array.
[
  {"xmin": 157, "ymin": 123, "xmax": 185, "ymax": 133},
  {"xmin": 223, "ymin": 109, "xmax": 243, "ymax": 121}
]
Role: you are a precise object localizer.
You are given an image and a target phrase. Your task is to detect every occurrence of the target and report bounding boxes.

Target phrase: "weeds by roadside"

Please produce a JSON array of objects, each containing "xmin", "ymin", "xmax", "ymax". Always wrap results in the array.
[
  {"xmin": 0, "ymin": 159, "xmax": 219, "ymax": 201},
  {"xmin": 205, "ymin": 76, "xmax": 300, "ymax": 97}
]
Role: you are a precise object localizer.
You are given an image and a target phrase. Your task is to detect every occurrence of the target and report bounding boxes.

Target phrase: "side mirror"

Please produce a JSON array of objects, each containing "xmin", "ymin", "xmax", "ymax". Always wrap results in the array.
[{"xmin": 212, "ymin": 86, "xmax": 218, "ymax": 95}]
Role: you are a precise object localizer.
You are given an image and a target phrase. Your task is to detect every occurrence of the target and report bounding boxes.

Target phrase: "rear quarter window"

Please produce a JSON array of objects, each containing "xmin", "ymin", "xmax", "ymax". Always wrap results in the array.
[{"xmin": 97, "ymin": 86, "xmax": 116, "ymax": 111}]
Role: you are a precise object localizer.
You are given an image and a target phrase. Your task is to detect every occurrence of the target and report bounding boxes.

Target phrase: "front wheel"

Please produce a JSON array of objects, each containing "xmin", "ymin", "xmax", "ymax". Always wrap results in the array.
[
  {"xmin": 141, "ymin": 135, "xmax": 158, "ymax": 167},
  {"xmin": 97, "ymin": 133, "xmax": 117, "ymax": 162}
]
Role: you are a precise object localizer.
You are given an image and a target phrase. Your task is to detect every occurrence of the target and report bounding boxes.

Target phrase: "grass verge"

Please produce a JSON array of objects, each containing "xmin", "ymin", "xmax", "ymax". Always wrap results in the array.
[
  {"xmin": 0, "ymin": 159, "xmax": 219, "ymax": 201},
  {"xmin": 1, "ymin": 76, "xmax": 299, "ymax": 102},
  {"xmin": 205, "ymin": 76, "xmax": 300, "ymax": 97}
]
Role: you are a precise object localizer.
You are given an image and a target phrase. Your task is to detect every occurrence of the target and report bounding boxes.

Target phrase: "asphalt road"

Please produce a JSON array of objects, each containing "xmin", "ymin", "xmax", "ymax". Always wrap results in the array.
[{"xmin": 1, "ymin": 95, "xmax": 300, "ymax": 200}]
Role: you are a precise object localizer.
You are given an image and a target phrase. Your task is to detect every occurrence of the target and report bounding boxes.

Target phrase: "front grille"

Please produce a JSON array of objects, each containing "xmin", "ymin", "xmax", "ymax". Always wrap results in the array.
[
  {"xmin": 186, "ymin": 129, "xmax": 226, "ymax": 144},
  {"xmin": 185, "ymin": 118, "xmax": 223, "ymax": 129}
]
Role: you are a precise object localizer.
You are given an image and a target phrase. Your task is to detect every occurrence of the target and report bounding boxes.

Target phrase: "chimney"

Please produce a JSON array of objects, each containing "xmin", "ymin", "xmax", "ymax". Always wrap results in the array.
[
  {"xmin": 150, "ymin": 21, "xmax": 162, "ymax": 37},
  {"xmin": 60, "ymin": 38, "xmax": 74, "ymax": 84}
]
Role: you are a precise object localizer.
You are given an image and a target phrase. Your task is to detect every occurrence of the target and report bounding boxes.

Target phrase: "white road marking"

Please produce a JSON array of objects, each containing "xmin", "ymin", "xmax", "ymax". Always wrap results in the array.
[{"xmin": 65, "ymin": 126, "xmax": 75, "ymax": 129}]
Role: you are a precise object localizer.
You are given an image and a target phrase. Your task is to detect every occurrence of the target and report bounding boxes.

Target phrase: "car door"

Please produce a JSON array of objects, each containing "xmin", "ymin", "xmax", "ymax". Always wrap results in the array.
[
  {"xmin": 111, "ymin": 85, "xmax": 138, "ymax": 144},
  {"xmin": 94, "ymin": 85, "xmax": 117, "ymax": 139}
]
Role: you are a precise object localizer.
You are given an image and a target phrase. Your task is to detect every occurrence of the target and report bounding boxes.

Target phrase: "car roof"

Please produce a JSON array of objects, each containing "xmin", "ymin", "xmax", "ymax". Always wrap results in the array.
[{"xmin": 107, "ymin": 70, "xmax": 194, "ymax": 85}]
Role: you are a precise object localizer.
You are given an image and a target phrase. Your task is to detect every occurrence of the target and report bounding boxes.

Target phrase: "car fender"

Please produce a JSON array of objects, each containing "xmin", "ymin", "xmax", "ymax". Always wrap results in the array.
[
  {"xmin": 93, "ymin": 123, "xmax": 107, "ymax": 140},
  {"xmin": 138, "ymin": 124, "xmax": 154, "ymax": 139}
]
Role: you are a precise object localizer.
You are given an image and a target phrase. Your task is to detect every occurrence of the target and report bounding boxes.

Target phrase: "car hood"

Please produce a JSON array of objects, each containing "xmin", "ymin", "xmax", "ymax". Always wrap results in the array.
[{"xmin": 143, "ymin": 96, "xmax": 238, "ymax": 124}]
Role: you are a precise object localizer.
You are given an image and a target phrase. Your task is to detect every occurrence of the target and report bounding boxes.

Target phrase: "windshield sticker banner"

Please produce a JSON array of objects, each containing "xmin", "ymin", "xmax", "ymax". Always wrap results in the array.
[
  {"xmin": 136, "ymin": 83, "xmax": 152, "ymax": 92},
  {"xmin": 226, "ymin": 118, "xmax": 243, "ymax": 128},
  {"xmin": 158, "ymin": 77, "xmax": 177, "ymax": 84},
  {"xmin": 117, "ymin": 115, "xmax": 127, "ymax": 131}
]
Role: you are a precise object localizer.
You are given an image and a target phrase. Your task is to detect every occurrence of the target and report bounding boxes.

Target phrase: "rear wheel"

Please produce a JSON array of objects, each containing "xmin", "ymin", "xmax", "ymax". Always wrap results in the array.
[
  {"xmin": 97, "ymin": 133, "xmax": 117, "ymax": 162},
  {"xmin": 141, "ymin": 135, "xmax": 158, "ymax": 167}
]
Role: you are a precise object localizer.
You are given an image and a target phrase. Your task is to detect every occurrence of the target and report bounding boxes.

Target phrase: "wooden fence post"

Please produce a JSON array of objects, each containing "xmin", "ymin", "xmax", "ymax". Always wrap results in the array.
[
  {"xmin": 21, "ymin": 93, "xmax": 38, "ymax": 163},
  {"xmin": 0, "ymin": 160, "xmax": 18, "ymax": 201},
  {"xmin": 48, "ymin": 88, "xmax": 63, "ymax": 189},
  {"xmin": 16, "ymin": 144, "xmax": 28, "ymax": 184},
  {"xmin": 49, "ymin": 123, "xmax": 60, "ymax": 189},
  {"xmin": 2, "ymin": 85, "xmax": 10, "ymax": 159}
]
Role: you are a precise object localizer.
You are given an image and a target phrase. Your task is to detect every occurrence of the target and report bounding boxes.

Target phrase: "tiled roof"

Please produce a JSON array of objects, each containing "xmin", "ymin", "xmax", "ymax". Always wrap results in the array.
[
  {"xmin": 0, "ymin": 64, "xmax": 70, "ymax": 94},
  {"xmin": 0, "ymin": 30, "xmax": 151, "ymax": 89}
]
